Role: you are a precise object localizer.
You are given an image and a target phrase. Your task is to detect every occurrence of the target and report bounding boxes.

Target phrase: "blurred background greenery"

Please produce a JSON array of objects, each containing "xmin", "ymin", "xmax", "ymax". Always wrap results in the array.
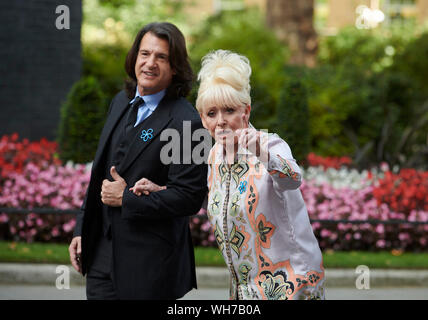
[{"xmin": 58, "ymin": 0, "xmax": 428, "ymax": 170}]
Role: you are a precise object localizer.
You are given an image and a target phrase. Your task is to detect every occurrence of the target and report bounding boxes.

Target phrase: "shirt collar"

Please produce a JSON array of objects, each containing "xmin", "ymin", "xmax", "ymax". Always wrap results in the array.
[{"xmin": 130, "ymin": 87, "xmax": 166, "ymax": 111}]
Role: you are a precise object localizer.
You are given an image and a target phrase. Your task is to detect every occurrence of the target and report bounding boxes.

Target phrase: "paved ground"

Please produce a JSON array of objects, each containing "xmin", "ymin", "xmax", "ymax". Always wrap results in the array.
[
  {"xmin": 0, "ymin": 284, "xmax": 427, "ymax": 300},
  {"xmin": 3, "ymin": 264, "xmax": 428, "ymax": 288}
]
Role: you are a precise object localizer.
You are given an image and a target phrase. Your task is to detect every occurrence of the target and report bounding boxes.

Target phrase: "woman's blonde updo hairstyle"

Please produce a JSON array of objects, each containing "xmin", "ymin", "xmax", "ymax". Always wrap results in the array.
[{"xmin": 196, "ymin": 50, "xmax": 251, "ymax": 112}]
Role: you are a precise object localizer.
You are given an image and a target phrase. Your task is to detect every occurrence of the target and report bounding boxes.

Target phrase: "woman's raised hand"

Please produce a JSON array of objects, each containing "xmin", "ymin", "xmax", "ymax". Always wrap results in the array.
[{"xmin": 236, "ymin": 114, "xmax": 268, "ymax": 161}]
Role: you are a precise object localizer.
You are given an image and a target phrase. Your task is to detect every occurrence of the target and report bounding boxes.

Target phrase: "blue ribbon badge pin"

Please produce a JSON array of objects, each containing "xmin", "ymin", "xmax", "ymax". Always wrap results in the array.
[{"xmin": 140, "ymin": 128, "xmax": 154, "ymax": 142}]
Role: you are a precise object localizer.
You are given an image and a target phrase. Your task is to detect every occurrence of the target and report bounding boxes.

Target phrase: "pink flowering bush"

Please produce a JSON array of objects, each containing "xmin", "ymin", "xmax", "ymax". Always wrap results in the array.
[
  {"xmin": 301, "ymin": 180, "xmax": 428, "ymax": 252},
  {"xmin": 1, "ymin": 134, "xmax": 427, "ymax": 250},
  {"xmin": 0, "ymin": 161, "xmax": 90, "ymax": 242},
  {"xmin": 189, "ymin": 208, "xmax": 216, "ymax": 247}
]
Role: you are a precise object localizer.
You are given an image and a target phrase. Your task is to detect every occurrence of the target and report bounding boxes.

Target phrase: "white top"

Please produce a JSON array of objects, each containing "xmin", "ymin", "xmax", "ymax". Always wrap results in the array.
[{"xmin": 206, "ymin": 130, "xmax": 325, "ymax": 300}]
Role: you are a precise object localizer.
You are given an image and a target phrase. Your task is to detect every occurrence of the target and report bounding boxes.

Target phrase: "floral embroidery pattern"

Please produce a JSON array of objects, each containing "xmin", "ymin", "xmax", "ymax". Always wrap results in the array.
[
  {"xmin": 259, "ymin": 255, "xmax": 270, "ymax": 268},
  {"xmin": 296, "ymin": 272, "xmax": 321, "ymax": 289},
  {"xmin": 238, "ymin": 181, "xmax": 247, "ymax": 194},
  {"xmin": 247, "ymin": 185, "xmax": 256, "ymax": 215},
  {"xmin": 229, "ymin": 222, "xmax": 246, "ymax": 258},
  {"xmin": 274, "ymin": 154, "xmax": 301, "ymax": 181},
  {"xmin": 238, "ymin": 262, "xmax": 258, "ymax": 299},
  {"xmin": 219, "ymin": 162, "xmax": 249, "ymax": 187},
  {"xmin": 238, "ymin": 262, "xmax": 251, "ymax": 287},
  {"xmin": 256, "ymin": 214, "xmax": 275, "ymax": 249},
  {"xmin": 209, "ymin": 191, "xmax": 222, "ymax": 216},
  {"xmin": 236, "ymin": 211, "xmax": 247, "ymax": 224},
  {"xmin": 258, "ymin": 270, "xmax": 295, "ymax": 300},
  {"xmin": 230, "ymin": 163, "xmax": 249, "ymax": 187},
  {"xmin": 219, "ymin": 164, "xmax": 228, "ymax": 186},
  {"xmin": 229, "ymin": 192, "xmax": 241, "ymax": 217},
  {"xmin": 254, "ymin": 257, "xmax": 325, "ymax": 300},
  {"xmin": 243, "ymin": 248, "xmax": 254, "ymax": 263},
  {"xmin": 214, "ymin": 222, "xmax": 224, "ymax": 252}
]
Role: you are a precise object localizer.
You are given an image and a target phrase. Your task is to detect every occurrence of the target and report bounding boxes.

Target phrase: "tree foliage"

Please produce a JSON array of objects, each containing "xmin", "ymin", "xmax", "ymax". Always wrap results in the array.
[{"xmin": 308, "ymin": 27, "xmax": 428, "ymax": 169}]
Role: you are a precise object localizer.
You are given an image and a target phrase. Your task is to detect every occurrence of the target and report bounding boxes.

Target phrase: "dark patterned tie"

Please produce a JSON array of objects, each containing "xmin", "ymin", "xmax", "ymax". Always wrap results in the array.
[{"xmin": 125, "ymin": 96, "xmax": 144, "ymax": 135}]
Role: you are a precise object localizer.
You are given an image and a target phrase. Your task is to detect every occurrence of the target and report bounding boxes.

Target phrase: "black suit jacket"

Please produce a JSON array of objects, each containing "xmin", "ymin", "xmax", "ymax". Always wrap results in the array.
[{"xmin": 74, "ymin": 90, "xmax": 208, "ymax": 299}]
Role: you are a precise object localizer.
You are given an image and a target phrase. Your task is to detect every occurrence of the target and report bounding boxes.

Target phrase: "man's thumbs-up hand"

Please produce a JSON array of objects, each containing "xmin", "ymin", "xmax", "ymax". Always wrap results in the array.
[
  {"xmin": 110, "ymin": 166, "xmax": 125, "ymax": 182},
  {"xmin": 101, "ymin": 166, "xmax": 127, "ymax": 207}
]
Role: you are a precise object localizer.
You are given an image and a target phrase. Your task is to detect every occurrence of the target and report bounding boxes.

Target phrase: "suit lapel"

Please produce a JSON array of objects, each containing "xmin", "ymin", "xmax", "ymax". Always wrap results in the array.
[
  {"xmin": 93, "ymin": 93, "xmax": 131, "ymax": 168},
  {"xmin": 118, "ymin": 96, "xmax": 174, "ymax": 175}
]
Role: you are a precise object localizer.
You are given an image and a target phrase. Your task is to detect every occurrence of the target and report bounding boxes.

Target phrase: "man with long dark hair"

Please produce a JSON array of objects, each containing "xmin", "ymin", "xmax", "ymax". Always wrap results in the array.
[{"xmin": 69, "ymin": 22, "xmax": 207, "ymax": 299}]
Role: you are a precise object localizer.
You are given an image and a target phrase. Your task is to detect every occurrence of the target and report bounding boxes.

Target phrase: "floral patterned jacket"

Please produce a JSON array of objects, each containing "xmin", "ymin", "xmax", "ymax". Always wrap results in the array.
[{"xmin": 206, "ymin": 131, "xmax": 325, "ymax": 300}]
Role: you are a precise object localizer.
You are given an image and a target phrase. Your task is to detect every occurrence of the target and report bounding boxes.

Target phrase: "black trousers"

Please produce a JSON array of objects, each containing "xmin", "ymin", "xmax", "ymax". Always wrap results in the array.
[{"xmin": 86, "ymin": 234, "xmax": 118, "ymax": 300}]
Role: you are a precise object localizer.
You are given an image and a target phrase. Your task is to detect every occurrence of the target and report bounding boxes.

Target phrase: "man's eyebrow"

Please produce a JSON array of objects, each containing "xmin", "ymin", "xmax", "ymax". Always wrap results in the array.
[{"xmin": 139, "ymin": 49, "xmax": 169, "ymax": 57}]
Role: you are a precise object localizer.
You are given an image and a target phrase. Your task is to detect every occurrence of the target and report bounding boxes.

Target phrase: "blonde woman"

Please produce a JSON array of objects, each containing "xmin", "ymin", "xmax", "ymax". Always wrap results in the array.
[{"xmin": 132, "ymin": 50, "xmax": 325, "ymax": 300}]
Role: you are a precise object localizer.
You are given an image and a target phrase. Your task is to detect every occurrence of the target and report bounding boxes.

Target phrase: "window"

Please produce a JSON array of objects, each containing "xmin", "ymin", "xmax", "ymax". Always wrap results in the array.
[
  {"xmin": 382, "ymin": 0, "xmax": 417, "ymax": 26},
  {"xmin": 213, "ymin": 0, "xmax": 244, "ymax": 13}
]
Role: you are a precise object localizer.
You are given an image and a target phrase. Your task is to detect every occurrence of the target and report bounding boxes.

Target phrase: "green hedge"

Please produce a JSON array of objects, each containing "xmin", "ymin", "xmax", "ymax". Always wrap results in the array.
[
  {"xmin": 82, "ymin": 42, "xmax": 129, "ymax": 102},
  {"xmin": 57, "ymin": 76, "xmax": 108, "ymax": 163},
  {"xmin": 276, "ymin": 67, "xmax": 311, "ymax": 163}
]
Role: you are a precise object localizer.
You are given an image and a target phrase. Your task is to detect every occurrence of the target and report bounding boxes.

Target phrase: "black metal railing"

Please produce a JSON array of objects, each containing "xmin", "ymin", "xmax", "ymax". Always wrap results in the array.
[{"xmin": 0, "ymin": 207, "xmax": 80, "ymax": 215}]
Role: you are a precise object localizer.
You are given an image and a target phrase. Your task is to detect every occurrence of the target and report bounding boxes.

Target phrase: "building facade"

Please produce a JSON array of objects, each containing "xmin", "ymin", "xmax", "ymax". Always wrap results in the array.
[
  {"xmin": 0, "ymin": 0, "xmax": 82, "ymax": 140},
  {"xmin": 183, "ymin": 0, "xmax": 428, "ymax": 31}
]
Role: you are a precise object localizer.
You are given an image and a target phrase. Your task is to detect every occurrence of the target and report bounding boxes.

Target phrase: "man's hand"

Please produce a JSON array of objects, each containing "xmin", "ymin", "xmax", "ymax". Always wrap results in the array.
[
  {"xmin": 101, "ymin": 166, "xmax": 127, "ymax": 207},
  {"xmin": 130, "ymin": 178, "xmax": 166, "ymax": 196},
  {"xmin": 69, "ymin": 236, "xmax": 82, "ymax": 274}
]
